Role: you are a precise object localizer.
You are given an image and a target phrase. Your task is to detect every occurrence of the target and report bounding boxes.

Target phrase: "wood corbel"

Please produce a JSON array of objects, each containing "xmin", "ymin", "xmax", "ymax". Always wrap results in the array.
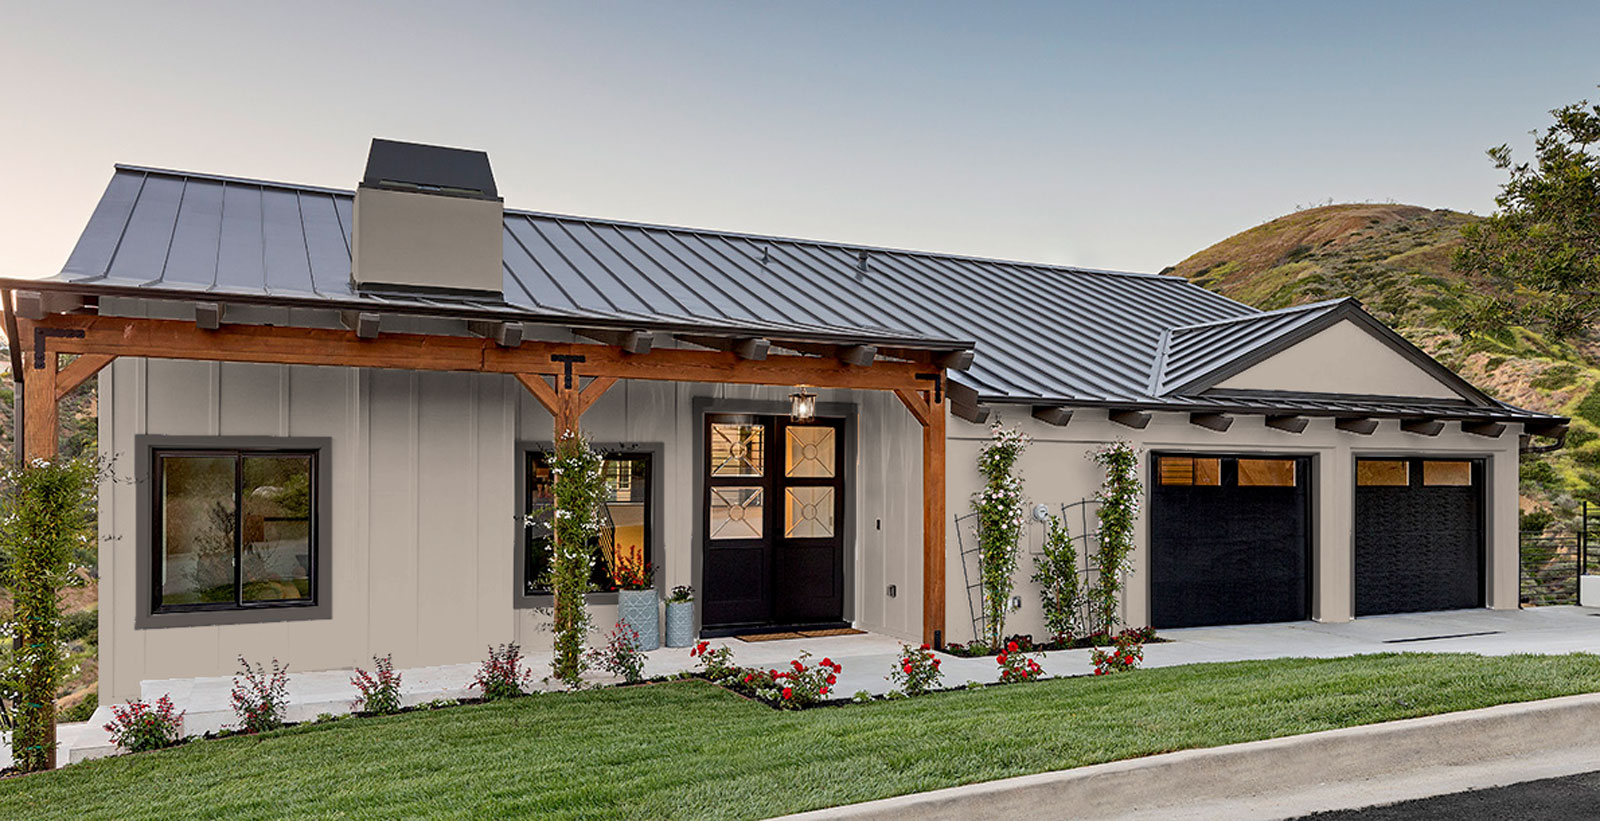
[
  {"xmin": 1335, "ymin": 417, "xmax": 1379, "ymax": 435},
  {"xmin": 574, "ymin": 328, "xmax": 653, "ymax": 354},
  {"xmin": 677, "ymin": 334, "xmax": 770, "ymax": 361},
  {"xmin": 1109, "ymin": 410, "xmax": 1152, "ymax": 429},
  {"xmin": 1462, "ymin": 420, "xmax": 1506, "ymax": 438},
  {"xmin": 1189, "ymin": 412, "xmax": 1233, "ymax": 432},
  {"xmin": 340, "ymin": 311, "xmax": 381, "ymax": 340},
  {"xmin": 55, "ymin": 354, "xmax": 116, "ymax": 399},
  {"xmin": 1401, "ymin": 418, "xmax": 1445, "ymax": 437},
  {"xmin": 1032, "ymin": 406, "xmax": 1073, "ymax": 426},
  {"xmin": 1265, "ymin": 415, "xmax": 1310, "ymax": 434},
  {"xmin": 469, "ymin": 320, "xmax": 524, "ymax": 348}
]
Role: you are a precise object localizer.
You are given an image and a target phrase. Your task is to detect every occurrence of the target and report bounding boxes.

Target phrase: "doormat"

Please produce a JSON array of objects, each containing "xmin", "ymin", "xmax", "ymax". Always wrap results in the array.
[
  {"xmin": 797, "ymin": 628, "xmax": 866, "ymax": 638},
  {"xmin": 737, "ymin": 632, "xmax": 807, "ymax": 642}
]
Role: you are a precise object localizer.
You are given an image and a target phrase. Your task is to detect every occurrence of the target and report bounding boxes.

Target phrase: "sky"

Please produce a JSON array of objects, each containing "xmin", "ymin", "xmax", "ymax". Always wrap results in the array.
[{"xmin": 2, "ymin": 1, "xmax": 1598, "ymax": 278}]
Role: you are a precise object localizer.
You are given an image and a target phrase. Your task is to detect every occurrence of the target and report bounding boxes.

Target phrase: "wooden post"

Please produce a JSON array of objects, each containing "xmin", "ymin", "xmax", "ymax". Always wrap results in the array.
[
  {"xmin": 24, "ymin": 349, "xmax": 59, "ymax": 462},
  {"xmin": 922, "ymin": 387, "xmax": 946, "ymax": 647}
]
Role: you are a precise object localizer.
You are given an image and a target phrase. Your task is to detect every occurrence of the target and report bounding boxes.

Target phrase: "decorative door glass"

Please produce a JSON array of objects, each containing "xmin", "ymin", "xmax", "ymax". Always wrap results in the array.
[
  {"xmin": 710, "ymin": 423, "xmax": 764, "ymax": 477},
  {"xmin": 784, "ymin": 486, "xmax": 835, "ymax": 538},
  {"xmin": 785, "ymin": 426, "xmax": 836, "ymax": 478},
  {"xmin": 710, "ymin": 487, "xmax": 764, "ymax": 540}
]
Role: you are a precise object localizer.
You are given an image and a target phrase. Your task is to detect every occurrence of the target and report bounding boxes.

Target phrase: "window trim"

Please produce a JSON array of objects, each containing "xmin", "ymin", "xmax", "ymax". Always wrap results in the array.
[
  {"xmin": 514, "ymin": 441, "xmax": 665, "ymax": 609},
  {"xmin": 135, "ymin": 436, "xmax": 332, "ymax": 629}
]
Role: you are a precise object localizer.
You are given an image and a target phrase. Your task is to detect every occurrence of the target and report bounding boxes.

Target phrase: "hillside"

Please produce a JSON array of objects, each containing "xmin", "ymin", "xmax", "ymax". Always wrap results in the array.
[{"xmin": 1167, "ymin": 203, "xmax": 1598, "ymax": 521}]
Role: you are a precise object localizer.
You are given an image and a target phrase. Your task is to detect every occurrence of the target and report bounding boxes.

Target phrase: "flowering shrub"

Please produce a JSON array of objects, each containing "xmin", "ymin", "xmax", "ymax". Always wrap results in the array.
[
  {"xmin": 1091, "ymin": 628, "xmax": 1147, "ymax": 675},
  {"xmin": 995, "ymin": 641, "xmax": 1044, "ymax": 684},
  {"xmin": 972, "ymin": 422, "xmax": 1031, "ymax": 649},
  {"xmin": 351, "ymin": 654, "xmax": 404, "ymax": 715},
  {"xmin": 588, "ymin": 621, "xmax": 647, "ymax": 683},
  {"xmin": 612, "ymin": 557, "xmax": 653, "ymax": 591},
  {"xmin": 474, "ymin": 643, "xmax": 536, "ymax": 700},
  {"xmin": 887, "ymin": 643, "xmax": 943, "ymax": 696},
  {"xmin": 1088, "ymin": 442, "xmax": 1142, "ymax": 633},
  {"xmin": 667, "ymin": 585, "xmax": 694, "ymax": 604},
  {"xmin": 689, "ymin": 640, "xmax": 737, "ymax": 682},
  {"xmin": 544, "ymin": 431, "xmax": 606, "ymax": 686},
  {"xmin": 231, "ymin": 656, "xmax": 291, "ymax": 733},
  {"xmin": 1031, "ymin": 512, "xmax": 1082, "ymax": 642},
  {"xmin": 103, "ymin": 694, "xmax": 185, "ymax": 753},
  {"xmin": 736, "ymin": 652, "xmax": 842, "ymax": 709}
]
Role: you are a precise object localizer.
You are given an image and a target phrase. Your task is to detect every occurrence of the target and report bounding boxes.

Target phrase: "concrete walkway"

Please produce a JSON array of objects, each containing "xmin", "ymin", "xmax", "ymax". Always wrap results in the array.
[{"xmin": 38, "ymin": 605, "xmax": 1600, "ymax": 768}]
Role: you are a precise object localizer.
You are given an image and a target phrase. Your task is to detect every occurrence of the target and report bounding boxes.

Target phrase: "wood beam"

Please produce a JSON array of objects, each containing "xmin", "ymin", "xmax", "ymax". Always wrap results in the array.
[
  {"xmin": 1462, "ymin": 420, "xmax": 1506, "ymax": 438},
  {"xmin": 55, "ymin": 354, "xmax": 115, "ymax": 399},
  {"xmin": 951, "ymin": 402, "xmax": 990, "ymax": 424},
  {"xmin": 895, "ymin": 388, "xmax": 932, "ymax": 427},
  {"xmin": 340, "ymin": 311, "xmax": 381, "ymax": 339},
  {"xmin": 1109, "ymin": 410, "xmax": 1152, "ymax": 429},
  {"xmin": 194, "ymin": 302, "xmax": 225, "ymax": 331},
  {"xmin": 1189, "ymin": 412, "xmax": 1233, "ymax": 432},
  {"xmin": 468, "ymin": 320, "xmax": 523, "ymax": 348},
  {"xmin": 921, "ymin": 387, "xmax": 946, "ymax": 647},
  {"xmin": 574, "ymin": 328, "xmax": 654, "ymax": 354},
  {"xmin": 24, "ymin": 350, "xmax": 58, "ymax": 462},
  {"xmin": 784, "ymin": 341, "xmax": 877, "ymax": 367},
  {"xmin": 15, "ymin": 290, "xmax": 83, "ymax": 320},
  {"xmin": 576, "ymin": 376, "xmax": 617, "ymax": 416},
  {"xmin": 944, "ymin": 379, "xmax": 979, "ymax": 408},
  {"xmin": 25, "ymin": 315, "xmax": 936, "ymax": 393},
  {"xmin": 1335, "ymin": 417, "xmax": 1379, "ymax": 435},
  {"xmin": 1401, "ymin": 418, "xmax": 1445, "ymax": 437},
  {"xmin": 1031, "ymin": 406, "xmax": 1073, "ymax": 426},
  {"xmin": 1265, "ymin": 414, "xmax": 1310, "ymax": 434},
  {"xmin": 514, "ymin": 373, "xmax": 560, "ymax": 415},
  {"xmin": 677, "ymin": 334, "xmax": 770, "ymax": 361}
]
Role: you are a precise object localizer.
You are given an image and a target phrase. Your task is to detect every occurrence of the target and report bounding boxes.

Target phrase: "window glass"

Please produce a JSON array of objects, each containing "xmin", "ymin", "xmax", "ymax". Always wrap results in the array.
[
  {"xmin": 1158, "ymin": 456, "xmax": 1221, "ymax": 486},
  {"xmin": 525, "ymin": 453, "xmax": 652, "ymax": 594},
  {"xmin": 710, "ymin": 423, "xmax": 764, "ymax": 476},
  {"xmin": 156, "ymin": 450, "xmax": 317, "ymax": 611},
  {"xmin": 1238, "ymin": 459, "xmax": 1296, "ymax": 487},
  {"xmin": 1423, "ymin": 461, "xmax": 1473, "ymax": 487},
  {"xmin": 1357, "ymin": 460, "xmax": 1409, "ymax": 487},
  {"xmin": 785, "ymin": 426, "xmax": 836, "ymax": 478},
  {"xmin": 784, "ymin": 487, "xmax": 835, "ymax": 538},
  {"xmin": 709, "ymin": 487, "xmax": 764, "ymax": 540}
]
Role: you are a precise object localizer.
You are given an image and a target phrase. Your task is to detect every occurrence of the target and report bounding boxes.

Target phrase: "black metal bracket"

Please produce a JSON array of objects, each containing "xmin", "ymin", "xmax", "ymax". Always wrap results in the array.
[
  {"xmin": 550, "ymin": 354, "xmax": 587, "ymax": 389},
  {"xmin": 33, "ymin": 327, "xmax": 85, "ymax": 370},
  {"xmin": 915, "ymin": 372, "xmax": 943, "ymax": 403}
]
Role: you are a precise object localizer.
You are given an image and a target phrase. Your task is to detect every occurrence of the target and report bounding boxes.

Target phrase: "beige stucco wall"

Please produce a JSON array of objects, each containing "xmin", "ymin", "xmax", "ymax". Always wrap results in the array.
[
  {"xmin": 941, "ymin": 407, "xmax": 1522, "ymax": 646},
  {"xmin": 1215, "ymin": 320, "xmax": 1465, "ymax": 400}
]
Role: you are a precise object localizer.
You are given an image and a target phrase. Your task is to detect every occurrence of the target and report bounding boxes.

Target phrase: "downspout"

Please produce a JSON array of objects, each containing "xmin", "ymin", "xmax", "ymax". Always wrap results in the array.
[
  {"xmin": 1520, "ymin": 430, "xmax": 1567, "ymax": 455},
  {"xmin": 2, "ymin": 288, "xmax": 22, "ymax": 468}
]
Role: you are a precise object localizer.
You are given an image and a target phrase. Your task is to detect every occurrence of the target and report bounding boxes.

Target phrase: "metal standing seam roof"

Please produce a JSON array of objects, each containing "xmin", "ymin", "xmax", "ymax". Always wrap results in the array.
[{"xmin": 6, "ymin": 164, "xmax": 1560, "ymax": 422}]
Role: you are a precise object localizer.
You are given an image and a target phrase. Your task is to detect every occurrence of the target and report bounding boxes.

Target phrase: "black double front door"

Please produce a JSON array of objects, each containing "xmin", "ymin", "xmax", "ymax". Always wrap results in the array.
[{"xmin": 701, "ymin": 414, "xmax": 845, "ymax": 632}]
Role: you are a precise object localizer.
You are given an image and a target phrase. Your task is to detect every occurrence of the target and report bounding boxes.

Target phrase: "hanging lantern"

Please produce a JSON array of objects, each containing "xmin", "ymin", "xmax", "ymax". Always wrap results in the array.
[{"xmin": 789, "ymin": 387, "xmax": 817, "ymax": 422}]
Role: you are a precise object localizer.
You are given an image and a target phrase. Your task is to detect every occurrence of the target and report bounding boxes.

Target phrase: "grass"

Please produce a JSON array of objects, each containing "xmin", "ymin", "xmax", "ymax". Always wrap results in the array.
[{"xmin": 5, "ymin": 653, "xmax": 1600, "ymax": 819}]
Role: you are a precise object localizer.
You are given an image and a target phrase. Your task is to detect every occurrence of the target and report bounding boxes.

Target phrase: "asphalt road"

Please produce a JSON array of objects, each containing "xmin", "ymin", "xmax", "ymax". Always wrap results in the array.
[{"xmin": 1298, "ymin": 770, "xmax": 1600, "ymax": 820}]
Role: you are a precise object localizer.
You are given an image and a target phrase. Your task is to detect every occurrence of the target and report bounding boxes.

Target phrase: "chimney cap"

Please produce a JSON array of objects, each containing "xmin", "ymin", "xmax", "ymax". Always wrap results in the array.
[{"xmin": 361, "ymin": 138, "xmax": 498, "ymax": 200}]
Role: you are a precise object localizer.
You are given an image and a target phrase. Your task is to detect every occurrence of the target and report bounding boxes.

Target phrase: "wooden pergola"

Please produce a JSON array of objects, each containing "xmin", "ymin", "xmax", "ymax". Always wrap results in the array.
[{"xmin": 10, "ymin": 305, "xmax": 959, "ymax": 646}]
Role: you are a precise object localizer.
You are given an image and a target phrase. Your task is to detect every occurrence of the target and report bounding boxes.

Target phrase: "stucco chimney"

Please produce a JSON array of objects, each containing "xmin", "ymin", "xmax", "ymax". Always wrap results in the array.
[{"xmin": 351, "ymin": 138, "xmax": 504, "ymax": 294}]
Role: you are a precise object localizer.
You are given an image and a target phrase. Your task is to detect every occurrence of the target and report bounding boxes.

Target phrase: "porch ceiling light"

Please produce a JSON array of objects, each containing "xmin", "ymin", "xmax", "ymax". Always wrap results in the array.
[{"xmin": 790, "ymin": 386, "xmax": 817, "ymax": 422}]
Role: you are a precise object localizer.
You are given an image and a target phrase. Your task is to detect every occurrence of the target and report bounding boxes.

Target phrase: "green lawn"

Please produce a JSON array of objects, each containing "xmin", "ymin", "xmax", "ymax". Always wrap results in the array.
[{"xmin": 6, "ymin": 653, "xmax": 1600, "ymax": 820}]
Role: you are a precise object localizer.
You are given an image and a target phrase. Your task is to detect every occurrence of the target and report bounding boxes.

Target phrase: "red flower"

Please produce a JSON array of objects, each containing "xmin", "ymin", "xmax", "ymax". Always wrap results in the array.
[
  {"xmin": 996, "ymin": 653, "xmax": 1008, "ymax": 665},
  {"xmin": 827, "ymin": 674, "xmax": 837, "ymax": 684},
  {"xmin": 782, "ymin": 687, "xmax": 793, "ymax": 700},
  {"xmin": 920, "ymin": 644, "xmax": 931, "ymax": 651},
  {"xmin": 903, "ymin": 663, "xmax": 914, "ymax": 674},
  {"xmin": 932, "ymin": 659, "xmax": 941, "ymax": 667},
  {"xmin": 792, "ymin": 660, "xmax": 805, "ymax": 672},
  {"xmin": 822, "ymin": 657, "xmax": 833, "ymax": 667},
  {"xmin": 820, "ymin": 686, "xmax": 829, "ymax": 696},
  {"xmin": 1006, "ymin": 641, "xmax": 1019, "ymax": 653}
]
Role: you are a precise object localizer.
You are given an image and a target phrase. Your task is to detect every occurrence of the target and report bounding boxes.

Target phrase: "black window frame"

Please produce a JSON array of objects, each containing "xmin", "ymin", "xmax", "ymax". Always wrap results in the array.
[{"xmin": 136, "ymin": 435, "xmax": 333, "ymax": 629}]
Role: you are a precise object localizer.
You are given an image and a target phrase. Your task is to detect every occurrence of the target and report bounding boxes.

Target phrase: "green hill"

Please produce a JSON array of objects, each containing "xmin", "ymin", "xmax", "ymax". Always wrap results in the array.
[{"xmin": 1166, "ymin": 203, "xmax": 1598, "ymax": 521}]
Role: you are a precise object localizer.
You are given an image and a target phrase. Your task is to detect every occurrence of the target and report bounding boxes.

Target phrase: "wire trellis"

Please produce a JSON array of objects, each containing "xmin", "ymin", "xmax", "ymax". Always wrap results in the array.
[{"xmin": 956, "ymin": 498, "xmax": 1111, "ymax": 645}]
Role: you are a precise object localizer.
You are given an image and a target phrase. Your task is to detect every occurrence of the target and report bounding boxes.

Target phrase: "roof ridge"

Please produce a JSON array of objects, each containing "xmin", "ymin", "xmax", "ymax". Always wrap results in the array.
[
  {"xmin": 1167, "ymin": 297, "xmax": 1354, "ymax": 335},
  {"xmin": 113, "ymin": 163, "xmax": 1187, "ymax": 283}
]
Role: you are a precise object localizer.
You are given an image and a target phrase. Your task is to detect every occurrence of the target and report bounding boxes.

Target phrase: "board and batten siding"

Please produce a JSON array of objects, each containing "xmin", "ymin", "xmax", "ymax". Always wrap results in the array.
[{"xmin": 98, "ymin": 350, "xmax": 927, "ymax": 701}]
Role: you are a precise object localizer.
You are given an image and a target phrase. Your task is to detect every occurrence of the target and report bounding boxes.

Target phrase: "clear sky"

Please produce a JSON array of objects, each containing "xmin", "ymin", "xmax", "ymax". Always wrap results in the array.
[{"xmin": 3, "ymin": 1, "xmax": 1597, "ymax": 278}]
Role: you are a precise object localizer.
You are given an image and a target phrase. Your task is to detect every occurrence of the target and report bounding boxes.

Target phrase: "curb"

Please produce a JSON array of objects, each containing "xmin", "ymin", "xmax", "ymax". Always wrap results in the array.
[{"xmin": 776, "ymin": 691, "xmax": 1600, "ymax": 820}]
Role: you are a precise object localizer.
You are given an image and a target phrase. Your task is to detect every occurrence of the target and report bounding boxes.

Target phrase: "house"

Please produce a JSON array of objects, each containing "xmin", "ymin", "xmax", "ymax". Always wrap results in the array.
[{"xmin": 1, "ymin": 140, "xmax": 1564, "ymax": 704}]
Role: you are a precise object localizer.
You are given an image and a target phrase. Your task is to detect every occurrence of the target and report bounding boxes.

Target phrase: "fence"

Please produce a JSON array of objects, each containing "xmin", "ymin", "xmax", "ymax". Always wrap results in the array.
[{"xmin": 1519, "ymin": 501, "xmax": 1598, "ymax": 607}]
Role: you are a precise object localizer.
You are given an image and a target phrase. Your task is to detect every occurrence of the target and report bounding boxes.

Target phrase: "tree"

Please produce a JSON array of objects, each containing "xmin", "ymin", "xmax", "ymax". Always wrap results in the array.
[{"xmin": 1454, "ymin": 88, "xmax": 1600, "ymax": 338}]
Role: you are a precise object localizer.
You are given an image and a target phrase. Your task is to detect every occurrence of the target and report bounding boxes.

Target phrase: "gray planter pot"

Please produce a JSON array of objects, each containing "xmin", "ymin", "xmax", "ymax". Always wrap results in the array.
[
  {"xmin": 617, "ymin": 589, "xmax": 660, "ymax": 651},
  {"xmin": 665, "ymin": 601, "xmax": 695, "ymax": 648}
]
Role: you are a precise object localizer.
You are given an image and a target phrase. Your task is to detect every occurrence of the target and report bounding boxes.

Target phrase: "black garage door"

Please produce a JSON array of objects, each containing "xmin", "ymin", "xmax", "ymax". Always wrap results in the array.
[
  {"xmin": 1150, "ymin": 454, "xmax": 1312, "ymax": 629},
  {"xmin": 1354, "ymin": 458, "xmax": 1484, "ymax": 616}
]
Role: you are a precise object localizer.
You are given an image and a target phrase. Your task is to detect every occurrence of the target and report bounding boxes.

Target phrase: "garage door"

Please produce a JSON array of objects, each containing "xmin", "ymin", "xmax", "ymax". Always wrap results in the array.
[
  {"xmin": 1150, "ymin": 454, "xmax": 1312, "ymax": 629},
  {"xmin": 1354, "ymin": 458, "xmax": 1484, "ymax": 616}
]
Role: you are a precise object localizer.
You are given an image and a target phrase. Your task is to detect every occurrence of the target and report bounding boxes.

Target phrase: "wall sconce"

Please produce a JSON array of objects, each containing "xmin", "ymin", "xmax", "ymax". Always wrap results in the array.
[{"xmin": 790, "ymin": 386, "xmax": 816, "ymax": 422}]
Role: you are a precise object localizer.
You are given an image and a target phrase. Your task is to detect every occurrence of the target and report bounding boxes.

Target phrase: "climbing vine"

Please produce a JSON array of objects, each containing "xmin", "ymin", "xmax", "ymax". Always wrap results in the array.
[
  {"xmin": 1031, "ymin": 512, "xmax": 1081, "ymax": 642},
  {"xmin": 1, "ymin": 457, "xmax": 97, "ymax": 772},
  {"xmin": 544, "ymin": 431, "xmax": 606, "ymax": 688},
  {"xmin": 1088, "ymin": 442, "xmax": 1141, "ymax": 633},
  {"xmin": 971, "ymin": 422, "xmax": 1030, "ymax": 650}
]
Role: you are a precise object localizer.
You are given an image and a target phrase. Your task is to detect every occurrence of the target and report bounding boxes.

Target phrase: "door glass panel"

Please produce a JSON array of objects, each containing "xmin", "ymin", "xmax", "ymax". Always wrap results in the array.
[
  {"xmin": 711, "ymin": 423, "xmax": 764, "ymax": 477},
  {"xmin": 1158, "ymin": 456, "xmax": 1220, "ymax": 486},
  {"xmin": 1423, "ymin": 461, "xmax": 1473, "ymax": 486},
  {"xmin": 786, "ymin": 426, "xmax": 836, "ymax": 478},
  {"xmin": 1238, "ymin": 459, "xmax": 1296, "ymax": 487},
  {"xmin": 784, "ymin": 487, "xmax": 835, "ymax": 538},
  {"xmin": 240, "ymin": 455, "xmax": 314, "ymax": 602},
  {"xmin": 1357, "ymin": 460, "xmax": 1409, "ymax": 487},
  {"xmin": 710, "ymin": 487, "xmax": 764, "ymax": 540},
  {"xmin": 159, "ymin": 456, "xmax": 237, "ymax": 606}
]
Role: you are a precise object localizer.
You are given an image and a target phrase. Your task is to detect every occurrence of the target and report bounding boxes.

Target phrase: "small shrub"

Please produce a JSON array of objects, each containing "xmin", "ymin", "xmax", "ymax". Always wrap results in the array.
[
  {"xmin": 887, "ymin": 643, "xmax": 943, "ymax": 696},
  {"xmin": 61, "ymin": 608, "xmax": 98, "ymax": 644},
  {"xmin": 667, "ymin": 585, "xmax": 694, "ymax": 604},
  {"xmin": 350, "ymin": 654, "xmax": 404, "ymax": 715},
  {"xmin": 741, "ymin": 653, "xmax": 842, "ymax": 709},
  {"xmin": 231, "ymin": 656, "xmax": 291, "ymax": 733},
  {"xmin": 1091, "ymin": 629, "xmax": 1147, "ymax": 675},
  {"xmin": 474, "ymin": 643, "xmax": 535, "ymax": 700},
  {"xmin": 995, "ymin": 641, "xmax": 1043, "ymax": 684},
  {"xmin": 587, "ymin": 621, "xmax": 646, "ymax": 683},
  {"xmin": 104, "ymin": 694, "xmax": 185, "ymax": 753},
  {"xmin": 1032, "ymin": 513, "xmax": 1081, "ymax": 642},
  {"xmin": 689, "ymin": 640, "xmax": 737, "ymax": 682},
  {"xmin": 852, "ymin": 690, "xmax": 874, "ymax": 703}
]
